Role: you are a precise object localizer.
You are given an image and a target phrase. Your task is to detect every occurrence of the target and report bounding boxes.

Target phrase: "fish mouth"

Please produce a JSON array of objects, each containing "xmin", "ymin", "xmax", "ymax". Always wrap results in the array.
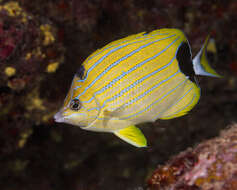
[
  {"xmin": 54, "ymin": 111, "xmax": 65, "ymax": 123},
  {"xmin": 54, "ymin": 110, "xmax": 88, "ymax": 127}
]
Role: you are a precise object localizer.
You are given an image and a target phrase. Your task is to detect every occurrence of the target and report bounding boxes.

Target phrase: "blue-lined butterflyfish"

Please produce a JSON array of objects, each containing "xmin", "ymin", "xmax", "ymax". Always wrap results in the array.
[{"xmin": 54, "ymin": 28, "xmax": 220, "ymax": 147}]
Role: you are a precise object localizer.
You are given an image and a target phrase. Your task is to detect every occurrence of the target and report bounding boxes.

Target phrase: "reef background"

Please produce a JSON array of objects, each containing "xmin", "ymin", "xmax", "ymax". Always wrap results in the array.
[{"xmin": 0, "ymin": 0, "xmax": 236, "ymax": 190}]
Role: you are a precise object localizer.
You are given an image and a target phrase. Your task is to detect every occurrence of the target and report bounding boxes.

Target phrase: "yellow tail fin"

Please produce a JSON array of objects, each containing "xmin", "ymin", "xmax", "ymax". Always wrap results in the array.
[{"xmin": 192, "ymin": 36, "xmax": 221, "ymax": 77}]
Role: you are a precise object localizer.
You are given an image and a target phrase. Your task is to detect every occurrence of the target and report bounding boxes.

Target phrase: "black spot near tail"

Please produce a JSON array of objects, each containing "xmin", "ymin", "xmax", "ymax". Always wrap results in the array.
[{"xmin": 176, "ymin": 42, "xmax": 195, "ymax": 82}]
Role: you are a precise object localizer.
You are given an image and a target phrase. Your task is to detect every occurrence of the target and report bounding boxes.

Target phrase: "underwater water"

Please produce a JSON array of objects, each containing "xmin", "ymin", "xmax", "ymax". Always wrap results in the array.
[{"xmin": 0, "ymin": 0, "xmax": 236, "ymax": 189}]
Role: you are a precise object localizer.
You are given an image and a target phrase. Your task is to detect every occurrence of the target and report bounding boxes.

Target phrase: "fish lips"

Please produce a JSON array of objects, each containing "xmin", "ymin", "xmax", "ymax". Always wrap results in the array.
[
  {"xmin": 54, "ymin": 111, "xmax": 65, "ymax": 123},
  {"xmin": 53, "ymin": 110, "xmax": 88, "ymax": 128}
]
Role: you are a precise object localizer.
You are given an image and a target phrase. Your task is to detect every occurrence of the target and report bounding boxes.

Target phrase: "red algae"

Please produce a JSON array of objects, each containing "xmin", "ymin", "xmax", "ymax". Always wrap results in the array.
[{"xmin": 147, "ymin": 124, "xmax": 237, "ymax": 190}]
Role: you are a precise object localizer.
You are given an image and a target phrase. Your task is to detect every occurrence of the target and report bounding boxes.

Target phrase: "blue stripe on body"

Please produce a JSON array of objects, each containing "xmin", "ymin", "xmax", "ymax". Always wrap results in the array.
[
  {"xmin": 87, "ymin": 55, "xmax": 177, "ymax": 112},
  {"xmin": 155, "ymin": 86, "xmax": 193, "ymax": 118},
  {"xmin": 75, "ymin": 35, "xmax": 177, "ymax": 99},
  {"xmin": 80, "ymin": 78, "xmax": 189, "ymax": 121},
  {"xmin": 162, "ymin": 90, "xmax": 197, "ymax": 118},
  {"xmin": 106, "ymin": 78, "xmax": 189, "ymax": 120},
  {"xmin": 81, "ymin": 37, "xmax": 180, "ymax": 104},
  {"xmin": 70, "ymin": 84, "xmax": 82, "ymax": 94},
  {"xmin": 74, "ymin": 85, "xmax": 81, "ymax": 90},
  {"xmin": 121, "ymin": 70, "xmax": 180, "ymax": 108},
  {"xmin": 77, "ymin": 33, "xmax": 173, "ymax": 83},
  {"xmin": 86, "ymin": 39, "xmax": 184, "ymax": 112},
  {"xmin": 85, "ymin": 32, "xmax": 169, "ymax": 64},
  {"xmin": 64, "ymin": 80, "xmax": 191, "ymax": 122}
]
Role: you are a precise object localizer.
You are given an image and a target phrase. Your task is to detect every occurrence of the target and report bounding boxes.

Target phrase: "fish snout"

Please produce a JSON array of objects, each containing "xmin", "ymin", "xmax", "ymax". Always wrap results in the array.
[{"xmin": 54, "ymin": 111, "xmax": 65, "ymax": 123}]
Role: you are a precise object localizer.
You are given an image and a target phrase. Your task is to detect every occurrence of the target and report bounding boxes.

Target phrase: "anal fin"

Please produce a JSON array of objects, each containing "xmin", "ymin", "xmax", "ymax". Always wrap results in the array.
[{"xmin": 114, "ymin": 125, "xmax": 147, "ymax": 148}]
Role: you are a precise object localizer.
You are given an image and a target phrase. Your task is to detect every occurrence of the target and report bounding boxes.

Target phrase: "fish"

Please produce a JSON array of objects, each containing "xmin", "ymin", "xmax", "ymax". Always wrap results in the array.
[{"xmin": 54, "ymin": 28, "xmax": 220, "ymax": 148}]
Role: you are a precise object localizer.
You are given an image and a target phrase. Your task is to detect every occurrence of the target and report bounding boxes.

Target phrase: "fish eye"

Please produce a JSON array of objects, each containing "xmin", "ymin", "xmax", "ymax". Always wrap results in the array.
[{"xmin": 70, "ymin": 99, "xmax": 81, "ymax": 111}]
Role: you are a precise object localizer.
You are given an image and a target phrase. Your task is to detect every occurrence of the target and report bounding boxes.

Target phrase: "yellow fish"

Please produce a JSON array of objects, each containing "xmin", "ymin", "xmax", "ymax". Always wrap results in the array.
[{"xmin": 54, "ymin": 28, "xmax": 220, "ymax": 147}]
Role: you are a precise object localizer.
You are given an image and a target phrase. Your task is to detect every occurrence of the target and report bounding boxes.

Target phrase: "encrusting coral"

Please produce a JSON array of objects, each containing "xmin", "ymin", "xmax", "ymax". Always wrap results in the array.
[{"xmin": 147, "ymin": 123, "xmax": 237, "ymax": 190}]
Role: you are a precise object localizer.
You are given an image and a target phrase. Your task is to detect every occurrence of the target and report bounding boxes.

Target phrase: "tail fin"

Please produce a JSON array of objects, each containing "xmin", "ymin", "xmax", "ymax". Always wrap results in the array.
[{"xmin": 192, "ymin": 36, "xmax": 221, "ymax": 77}]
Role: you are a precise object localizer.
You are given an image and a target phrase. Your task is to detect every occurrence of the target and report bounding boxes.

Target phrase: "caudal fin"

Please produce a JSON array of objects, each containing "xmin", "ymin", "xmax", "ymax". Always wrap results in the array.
[{"xmin": 192, "ymin": 36, "xmax": 221, "ymax": 77}]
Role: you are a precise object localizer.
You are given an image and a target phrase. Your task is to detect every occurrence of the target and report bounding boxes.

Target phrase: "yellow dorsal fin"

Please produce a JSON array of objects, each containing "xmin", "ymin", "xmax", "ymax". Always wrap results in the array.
[{"xmin": 114, "ymin": 125, "xmax": 147, "ymax": 148}]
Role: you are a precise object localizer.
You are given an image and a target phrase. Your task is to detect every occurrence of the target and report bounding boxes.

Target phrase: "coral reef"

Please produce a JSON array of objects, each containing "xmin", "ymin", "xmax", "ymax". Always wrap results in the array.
[
  {"xmin": 147, "ymin": 124, "xmax": 237, "ymax": 190},
  {"xmin": 0, "ymin": 0, "xmax": 236, "ymax": 190},
  {"xmin": 0, "ymin": 1, "xmax": 65, "ymax": 154}
]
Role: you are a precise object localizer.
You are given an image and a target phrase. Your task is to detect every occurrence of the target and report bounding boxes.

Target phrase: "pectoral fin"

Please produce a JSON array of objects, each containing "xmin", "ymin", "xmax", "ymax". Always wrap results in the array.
[{"xmin": 114, "ymin": 125, "xmax": 147, "ymax": 148}]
